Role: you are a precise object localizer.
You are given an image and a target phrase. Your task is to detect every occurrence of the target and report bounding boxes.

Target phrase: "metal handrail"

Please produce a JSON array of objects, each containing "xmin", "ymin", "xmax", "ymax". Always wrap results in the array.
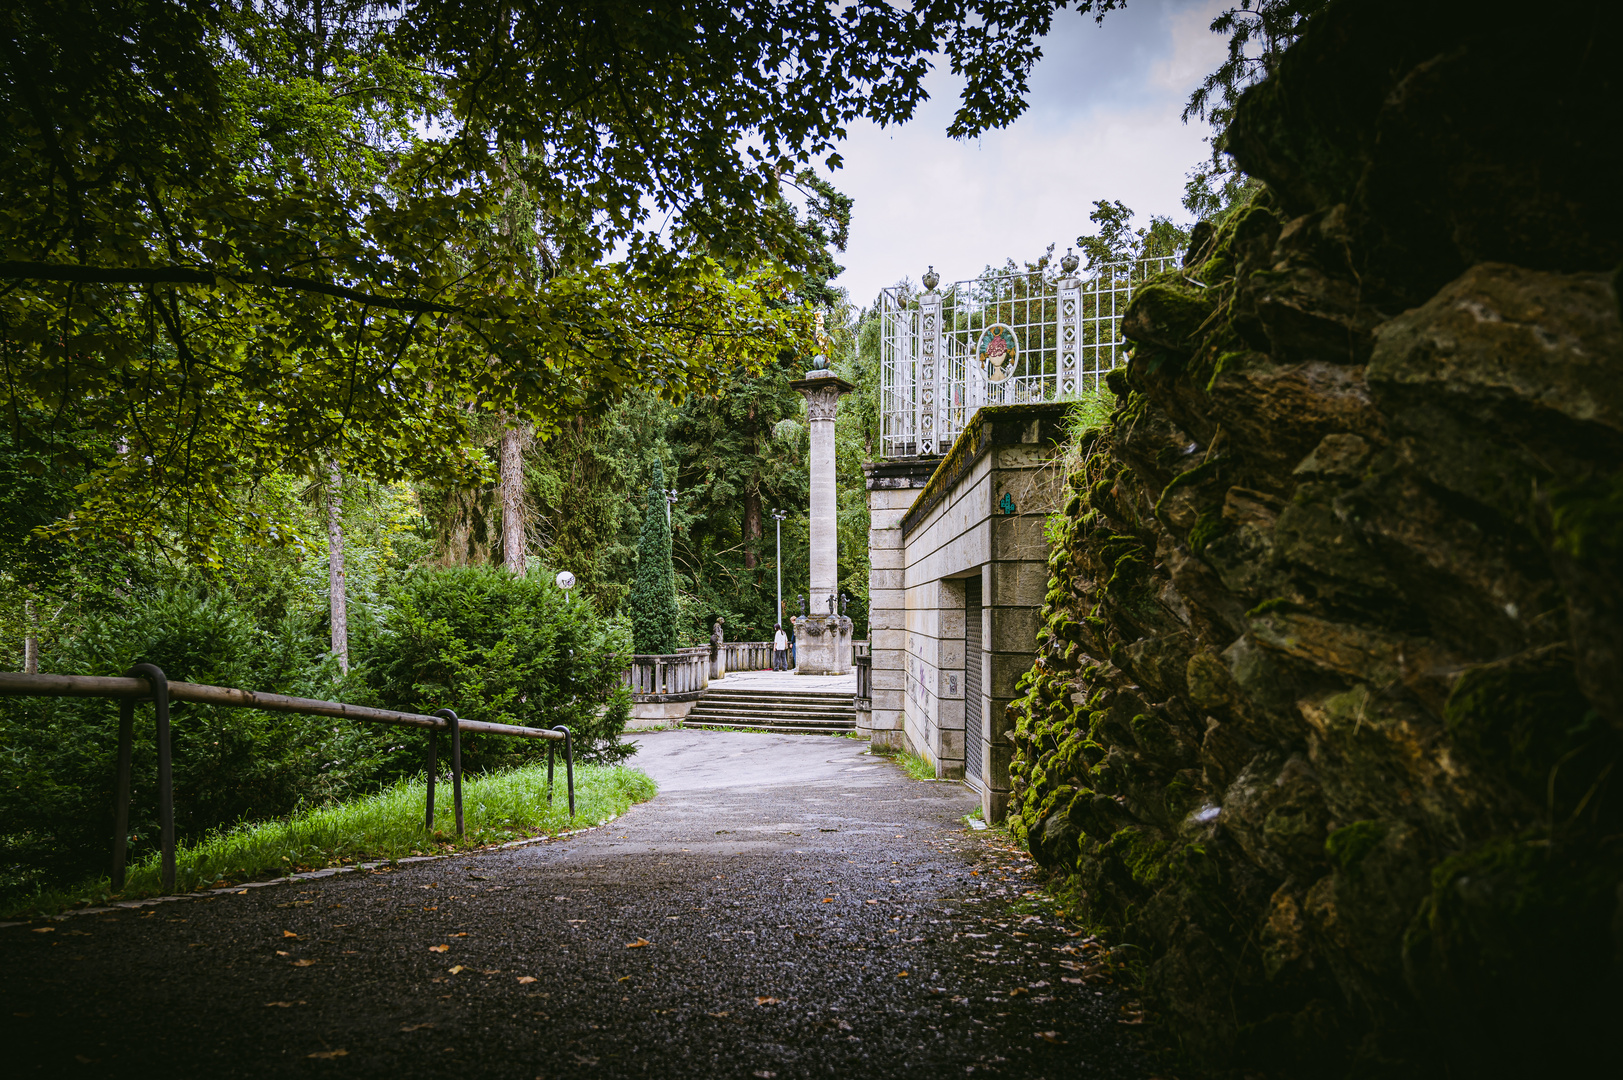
[{"xmin": 0, "ymin": 667, "xmax": 575, "ymax": 893}]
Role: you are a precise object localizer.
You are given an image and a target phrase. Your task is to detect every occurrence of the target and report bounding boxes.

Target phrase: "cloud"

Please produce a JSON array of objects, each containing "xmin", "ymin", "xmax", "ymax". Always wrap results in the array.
[{"xmin": 828, "ymin": 0, "xmax": 1229, "ymax": 307}]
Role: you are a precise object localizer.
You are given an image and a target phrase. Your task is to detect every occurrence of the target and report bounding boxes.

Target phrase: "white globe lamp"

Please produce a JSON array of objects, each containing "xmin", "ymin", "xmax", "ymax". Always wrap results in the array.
[{"xmin": 555, "ymin": 570, "xmax": 576, "ymax": 591}]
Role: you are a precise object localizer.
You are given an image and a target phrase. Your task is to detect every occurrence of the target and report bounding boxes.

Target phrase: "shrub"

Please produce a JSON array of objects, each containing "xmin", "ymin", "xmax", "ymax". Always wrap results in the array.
[{"xmin": 361, "ymin": 565, "xmax": 634, "ymax": 766}]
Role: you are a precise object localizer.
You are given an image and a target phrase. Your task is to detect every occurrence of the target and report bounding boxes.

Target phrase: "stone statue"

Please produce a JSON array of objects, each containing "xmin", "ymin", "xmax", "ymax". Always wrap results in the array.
[
  {"xmin": 709, "ymin": 616, "xmax": 726, "ymax": 679},
  {"xmin": 827, "ymin": 593, "xmax": 837, "ymax": 615}
]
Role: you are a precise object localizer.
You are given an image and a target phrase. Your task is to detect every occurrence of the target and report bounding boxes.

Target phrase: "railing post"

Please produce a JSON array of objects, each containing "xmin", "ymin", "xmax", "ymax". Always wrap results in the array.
[
  {"xmin": 434, "ymin": 709, "xmax": 463, "ymax": 837},
  {"xmin": 554, "ymin": 725, "xmax": 575, "ymax": 817},
  {"xmin": 111, "ymin": 698, "xmax": 135, "ymax": 890},
  {"xmin": 128, "ymin": 664, "xmax": 175, "ymax": 893},
  {"xmin": 424, "ymin": 726, "xmax": 438, "ymax": 831}
]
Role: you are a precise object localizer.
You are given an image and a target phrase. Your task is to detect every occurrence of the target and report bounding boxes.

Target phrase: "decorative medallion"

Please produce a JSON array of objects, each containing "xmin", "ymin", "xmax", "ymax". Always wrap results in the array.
[{"xmin": 975, "ymin": 323, "xmax": 1019, "ymax": 384}]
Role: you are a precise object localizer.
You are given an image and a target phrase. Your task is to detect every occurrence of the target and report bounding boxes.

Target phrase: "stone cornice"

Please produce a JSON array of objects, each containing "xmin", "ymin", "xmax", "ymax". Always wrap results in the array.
[{"xmin": 899, "ymin": 402, "xmax": 1072, "ymax": 538}]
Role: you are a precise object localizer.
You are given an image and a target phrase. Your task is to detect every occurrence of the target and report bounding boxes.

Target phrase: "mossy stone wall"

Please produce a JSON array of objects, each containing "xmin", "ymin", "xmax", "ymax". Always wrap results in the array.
[{"xmin": 1003, "ymin": 1, "xmax": 1623, "ymax": 1073}]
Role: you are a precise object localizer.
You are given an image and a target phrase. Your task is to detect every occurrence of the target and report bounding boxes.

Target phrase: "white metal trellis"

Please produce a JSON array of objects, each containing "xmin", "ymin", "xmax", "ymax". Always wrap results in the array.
[{"xmin": 878, "ymin": 257, "xmax": 1176, "ymax": 458}]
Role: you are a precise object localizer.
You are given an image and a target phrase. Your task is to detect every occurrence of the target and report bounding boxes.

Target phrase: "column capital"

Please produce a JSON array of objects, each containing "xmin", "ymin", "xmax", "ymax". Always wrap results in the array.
[{"xmin": 789, "ymin": 372, "xmax": 854, "ymax": 421}]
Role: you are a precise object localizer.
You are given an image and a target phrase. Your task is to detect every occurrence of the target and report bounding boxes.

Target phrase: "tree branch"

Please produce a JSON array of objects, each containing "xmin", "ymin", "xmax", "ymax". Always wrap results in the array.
[{"xmin": 0, "ymin": 262, "xmax": 462, "ymax": 316}]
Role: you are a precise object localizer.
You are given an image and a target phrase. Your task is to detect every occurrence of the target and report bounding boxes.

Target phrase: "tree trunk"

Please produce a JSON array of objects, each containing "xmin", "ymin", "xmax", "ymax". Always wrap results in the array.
[
  {"xmin": 744, "ymin": 398, "xmax": 760, "ymax": 570},
  {"xmin": 23, "ymin": 595, "xmax": 39, "ymax": 674},
  {"xmin": 743, "ymin": 488, "xmax": 762, "ymax": 570},
  {"xmin": 500, "ymin": 421, "xmax": 528, "ymax": 575},
  {"xmin": 325, "ymin": 460, "xmax": 349, "ymax": 673}
]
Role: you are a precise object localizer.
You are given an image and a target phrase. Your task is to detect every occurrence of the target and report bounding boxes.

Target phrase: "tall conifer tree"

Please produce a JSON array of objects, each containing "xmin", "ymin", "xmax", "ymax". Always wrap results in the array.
[{"xmin": 630, "ymin": 461, "xmax": 679, "ymax": 655}]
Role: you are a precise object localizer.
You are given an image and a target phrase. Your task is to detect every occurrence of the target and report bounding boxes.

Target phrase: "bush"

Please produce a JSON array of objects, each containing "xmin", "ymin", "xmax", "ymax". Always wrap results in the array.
[
  {"xmin": 0, "ymin": 567, "xmax": 634, "ymax": 909},
  {"xmin": 361, "ymin": 565, "xmax": 634, "ymax": 766},
  {"xmin": 0, "ymin": 585, "xmax": 372, "ymax": 894}
]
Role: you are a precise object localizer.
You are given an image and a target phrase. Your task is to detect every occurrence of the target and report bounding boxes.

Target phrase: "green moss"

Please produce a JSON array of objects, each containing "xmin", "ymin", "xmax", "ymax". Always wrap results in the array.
[
  {"xmin": 1443, "ymin": 648, "xmax": 1617, "ymax": 816},
  {"xmin": 1188, "ymin": 510, "xmax": 1227, "ymax": 554},
  {"xmin": 1154, "ymin": 459, "xmax": 1224, "ymax": 519},
  {"xmin": 1245, "ymin": 597, "xmax": 1292, "ymax": 617},
  {"xmin": 1546, "ymin": 469, "xmax": 1623, "ymax": 562},
  {"xmin": 1123, "ymin": 281, "xmax": 1216, "ymax": 352},
  {"xmin": 1325, "ymin": 820, "xmax": 1388, "ymax": 878},
  {"xmin": 1110, "ymin": 826, "xmax": 1175, "ymax": 888}
]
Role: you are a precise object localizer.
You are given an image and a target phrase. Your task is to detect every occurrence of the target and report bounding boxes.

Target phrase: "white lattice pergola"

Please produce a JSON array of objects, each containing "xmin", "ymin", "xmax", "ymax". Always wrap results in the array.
[{"xmin": 878, "ymin": 255, "xmax": 1176, "ymax": 458}]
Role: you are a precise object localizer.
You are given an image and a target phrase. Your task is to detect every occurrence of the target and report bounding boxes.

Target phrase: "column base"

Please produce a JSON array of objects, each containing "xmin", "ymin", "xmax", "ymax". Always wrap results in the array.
[{"xmin": 790, "ymin": 614, "xmax": 853, "ymax": 674}]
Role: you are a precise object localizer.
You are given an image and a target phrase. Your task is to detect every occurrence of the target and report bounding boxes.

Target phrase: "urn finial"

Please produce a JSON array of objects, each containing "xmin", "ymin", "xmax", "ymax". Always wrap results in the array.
[
  {"xmin": 1060, "ymin": 247, "xmax": 1080, "ymax": 275},
  {"xmin": 922, "ymin": 265, "xmax": 940, "ymax": 292}
]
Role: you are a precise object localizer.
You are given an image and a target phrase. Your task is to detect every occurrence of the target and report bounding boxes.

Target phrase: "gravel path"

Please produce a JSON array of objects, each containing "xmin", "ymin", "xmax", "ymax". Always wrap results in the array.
[{"xmin": 1, "ymin": 731, "xmax": 1153, "ymax": 1078}]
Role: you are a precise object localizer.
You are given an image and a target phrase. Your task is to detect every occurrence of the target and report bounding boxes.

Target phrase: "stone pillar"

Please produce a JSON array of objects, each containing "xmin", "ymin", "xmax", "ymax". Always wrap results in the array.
[{"xmin": 789, "ymin": 369, "xmax": 853, "ymax": 674}]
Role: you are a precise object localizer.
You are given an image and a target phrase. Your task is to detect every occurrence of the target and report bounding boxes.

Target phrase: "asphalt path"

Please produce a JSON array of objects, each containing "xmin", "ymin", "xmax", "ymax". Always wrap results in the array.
[{"xmin": 1, "ymin": 731, "xmax": 1152, "ymax": 1078}]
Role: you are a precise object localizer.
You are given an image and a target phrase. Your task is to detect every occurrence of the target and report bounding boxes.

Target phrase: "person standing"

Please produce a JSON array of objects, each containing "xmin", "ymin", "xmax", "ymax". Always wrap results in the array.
[{"xmin": 773, "ymin": 624, "xmax": 789, "ymax": 671}]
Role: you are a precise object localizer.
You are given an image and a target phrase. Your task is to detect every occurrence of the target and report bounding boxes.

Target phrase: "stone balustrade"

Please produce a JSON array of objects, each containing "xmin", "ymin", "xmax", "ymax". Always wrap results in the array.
[
  {"xmin": 623, "ymin": 647, "xmax": 710, "ymax": 703},
  {"xmin": 721, "ymin": 641, "xmax": 775, "ymax": 672}
]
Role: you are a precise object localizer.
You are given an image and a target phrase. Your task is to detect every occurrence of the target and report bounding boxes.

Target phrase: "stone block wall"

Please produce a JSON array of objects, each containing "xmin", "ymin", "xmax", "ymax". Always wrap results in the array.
[
  {"xmin": 864, "ymin": 458, "xmax": 938, "ymax": 751},
  {"xmin": 869, "ymin": 405, "xmax": 1067, "ymax": 818}
]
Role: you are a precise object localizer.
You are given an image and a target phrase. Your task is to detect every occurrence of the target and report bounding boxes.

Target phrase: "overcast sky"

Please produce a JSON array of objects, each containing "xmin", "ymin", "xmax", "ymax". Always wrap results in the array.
[{"xmin": 828, "ymin": 0, "xmax": 1229, "ymax": 308}]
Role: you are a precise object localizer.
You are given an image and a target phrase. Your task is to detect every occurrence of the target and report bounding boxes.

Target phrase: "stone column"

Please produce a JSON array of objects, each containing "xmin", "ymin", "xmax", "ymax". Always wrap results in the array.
[{"xmin": 789, "ymin": 369, "xmax": 853, "ymax": 674}]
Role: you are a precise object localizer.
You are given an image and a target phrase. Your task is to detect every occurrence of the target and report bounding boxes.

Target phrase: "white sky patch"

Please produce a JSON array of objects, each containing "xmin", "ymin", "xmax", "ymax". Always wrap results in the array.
[{"xmin": 830, "ymin": 0, "xmax": 1230, "ymax": 307}]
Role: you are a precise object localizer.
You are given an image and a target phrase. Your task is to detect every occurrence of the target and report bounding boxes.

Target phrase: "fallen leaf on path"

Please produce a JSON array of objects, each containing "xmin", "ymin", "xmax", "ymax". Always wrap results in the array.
[
  {"xmin": 30, "ymin": 927, "xmax": 54, "ymax": 933},
  {"xmin": 897, "ymin": 971, "xmax": 909, "ymax": 978},
  {"xmin": 283, "ymin": 930, "xmax": 299, "ymax": 938},
  {"xmin": 1036, "ymin": 1031, "xmax": 1065, "ymax": 1044},
  {"xmin": 400, "ymin": 1023, "xmax": 434, "ymax": 1032},
  {"xmin": 276, "ymin": 950, "xmax": 290, "ymax": 956},
  {"xmin": 625, "ymin": 938, "xmax": 651, "ymax": 948},
  {"xmin": 264, "ymin": 1001, "xmax": 305, "ymax": 1008},
  {"xmin": 428, "ymin": 944, "xmax": 449, "ymax": 953},
  {"xmin": 1008, "ymin": 987, "xmax": 1029, "ymax": 997},
  {"xmin": 617, "ymin": 975, "xmax": 632, "ymax": 983},
  {"xmin": 481, "ymin": 969, "xmax": 500, "ymax": 975},
  {"xmin": 821, "ymin": 898, "xmax": 833, "ymax": 903},
  {"xmin": 448, "ymin": 965, "xmax": 465, "ymax": 974},
  {"xmin": 755, "ymin": 996, "xmax": 781, "ymax": 1006},
  {"xmin": 706, "ymin": 1011, "xmax": 730, "ymax": 1018},
  {"xmin": 1061, "ymin": 977, "xmax": 1084, "ymax": 985},
  {"xmin": 517, "ymin": 976, "xmax": 537, "ymax": 985},
  {"xmin": 451, "ymin": 932, "xmax": 467, "ymax": 937},
  {"xmin": 307, "ymin": 1049, "xmax": 348, "ymax": 1059},
  {"xmin": 291, "ymin": 959, "xmax": 317, "ymax": 967}
]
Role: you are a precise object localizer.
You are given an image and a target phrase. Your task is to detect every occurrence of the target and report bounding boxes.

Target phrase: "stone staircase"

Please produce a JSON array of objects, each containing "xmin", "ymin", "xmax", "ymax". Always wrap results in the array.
[{"xmin": 684, "ymin": 685, "xmax": 856, "ymax": 735}]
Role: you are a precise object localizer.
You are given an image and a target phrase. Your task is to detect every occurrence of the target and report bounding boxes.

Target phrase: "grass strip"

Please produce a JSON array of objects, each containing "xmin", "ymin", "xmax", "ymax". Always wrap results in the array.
[
  {"xmin": 889, "ymin": 747, "xmax": 939, "ymax": 781},
  {"xmin": 4, "ymin": 762, "xmax": 655, "ymax": 918}
]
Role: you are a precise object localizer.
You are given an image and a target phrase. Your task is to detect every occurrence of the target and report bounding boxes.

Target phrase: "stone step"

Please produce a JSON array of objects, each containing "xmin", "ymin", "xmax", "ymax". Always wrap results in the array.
[
  {"xmin": 683, "ymin": 719, "xmax": 854, "ymax": 735},
  {"xmin": 699, "ymin": 694, "xmax": 853, "ymax": 708},
  {"xmin": 689, "ymin": 701, "xmax": 853, "ymax": 715},
  {"xmin": 686, "ymin": 711, "xmax": 853, "ymax": 727}
]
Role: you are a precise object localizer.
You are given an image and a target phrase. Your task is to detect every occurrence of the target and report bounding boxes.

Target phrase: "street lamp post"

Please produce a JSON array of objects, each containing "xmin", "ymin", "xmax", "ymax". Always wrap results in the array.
[
  {"xmin": 664, "ymin": 486, "xmax": 678, "ymax": 526},
  {"xmin": 772, "ymin": 509, "xmax": 787, "ymax": 625}
]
